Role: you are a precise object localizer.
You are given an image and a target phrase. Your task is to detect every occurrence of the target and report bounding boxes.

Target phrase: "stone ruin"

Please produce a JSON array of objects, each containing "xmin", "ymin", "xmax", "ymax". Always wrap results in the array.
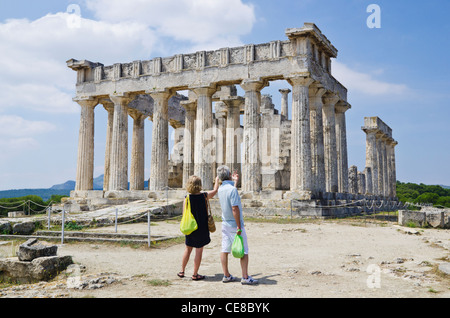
[
  {"xmin": 0, "ymin": 239, "xmax": 72, "ymax": 283},
  {"xmin": 64, "ymin": 23, "xmax": 399, "ymax": 217}
]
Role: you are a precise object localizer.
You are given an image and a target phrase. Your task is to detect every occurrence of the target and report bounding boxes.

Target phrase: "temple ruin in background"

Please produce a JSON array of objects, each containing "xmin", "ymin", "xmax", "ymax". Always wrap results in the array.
[{"xmin": 66, "ymin": 23, "xmax": 398, "ymax": 217}]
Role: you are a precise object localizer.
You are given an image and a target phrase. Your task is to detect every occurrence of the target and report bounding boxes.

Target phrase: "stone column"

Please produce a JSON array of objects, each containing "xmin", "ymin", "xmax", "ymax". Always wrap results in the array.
[
  {"xmin": 335, "ymin": 101, "xmax": 351, "ymax": 193},
  {"xmin": 322, "ymin": 92, "xmax": 339, "ymax": 193},
  {"xmin": 348, "ymin": 165, "xmax": 358, "ymax": 194},
  {"xmin": 286, "ymin": 76, "xmax": 314, "ymax": 192},
  {"xmin": 74, "ymin": 97, "xmax": 98, "ymax": 191},
  {"xmin": 240, "ymin": 80, "xmax": 266, "ymax": 192},
  {"xmin": 192, "ymin": 86, "xmax": 216, "ymax": 190},
  {"xmin": 279, "ymin": 88, "xmax": 291, "ymax": 119},
  {"xmin": 364, "ymin": 167, "xmax": 373, "ymax": 195},
  {"xmin": 381, "ymin": 135, "xmax": 389, "ymax": 198},
  {"xmin": 388, "ymin": 140, "xmax": 398, "ymax": 197},
  {"xmin": 363, "ymin": 128, "xmax": 379, "ymax": 196},
  {"xmin": 101, "ymin": 99, "xmax": 114, "ymax": 191},
  {"xmin": 109, "ymin": 93, "xmax": 132, "ymax": 191},
  {"xmin": 181, "ymin": 100, "xmax": 196, "ymax": 188},
  {"xmin": 358, "ymin": 171, "xmax": 366, "ymax": 195},
  {"xmin": 223, "ymin": 96, "xmax": 244, "ymax": 187},
  {"xmin": 376, "ymin": 132, "xmax": 384, "ymax": 196},
  {"xmin": 148, "ymin": 90, "xmax": 173, "ymax": 191},
  {"xmin": 214, "ymin": 102, "xmax": 227, "ymax": 168},
  {"xmin": 309, "ymin": 84, "xmax": 326, "ymax": 195},
  {"xmin": 129, "ymin": 109, "xmax": 146, "ymax": 190}
]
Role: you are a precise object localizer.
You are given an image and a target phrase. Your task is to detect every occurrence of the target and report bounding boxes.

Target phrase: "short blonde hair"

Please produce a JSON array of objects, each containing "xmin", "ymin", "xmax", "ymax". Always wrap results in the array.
[{"xmin": 186, "ymin": 175, "xmax": 202, "ymax": 194}]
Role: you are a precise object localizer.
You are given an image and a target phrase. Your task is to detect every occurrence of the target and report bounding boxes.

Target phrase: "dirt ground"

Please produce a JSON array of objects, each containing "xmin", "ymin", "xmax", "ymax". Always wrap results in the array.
[{"xmin": 0, "ymin": 218, "xmax": 449, "ymax": 299}]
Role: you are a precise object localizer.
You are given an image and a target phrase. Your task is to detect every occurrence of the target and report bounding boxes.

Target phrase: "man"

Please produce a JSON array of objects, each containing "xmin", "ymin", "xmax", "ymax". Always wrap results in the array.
[{"xmin": 216, "ymin": 165, "xmax": 258, "ymax": 285}]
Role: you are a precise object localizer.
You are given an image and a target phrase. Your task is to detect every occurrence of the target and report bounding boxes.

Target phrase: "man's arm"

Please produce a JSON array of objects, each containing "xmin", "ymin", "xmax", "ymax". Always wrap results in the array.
[
  {"xmin": 232, "ymin": 170, "xmax": 239, "ymax": 188},
  {"xmin": 232, "ymin": 206, "xmax": 242, "ymax": 234}
]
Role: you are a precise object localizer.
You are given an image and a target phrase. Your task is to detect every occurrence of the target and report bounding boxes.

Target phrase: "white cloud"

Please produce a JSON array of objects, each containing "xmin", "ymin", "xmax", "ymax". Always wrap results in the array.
[
  {"xmin": 0, "ymin": 115, "xmax": 56, "ymax": 138},
  {"xmin": 333, "ymin": 61, "xmax": 409, "ymax": 96},
  {"xmin": 0, "ymin": 2, "xmax": 256, "ymax": 115},
  {"xmin": 0, "ymin": 12, "xmax": 157, "ymax": 114},
  {"xmin": 85, "ymin": 0, "xmax": 255, "ymax": 49},
  {"xmin": 0, "ymin": 115, "xmax": 56, "ymax": 160}
]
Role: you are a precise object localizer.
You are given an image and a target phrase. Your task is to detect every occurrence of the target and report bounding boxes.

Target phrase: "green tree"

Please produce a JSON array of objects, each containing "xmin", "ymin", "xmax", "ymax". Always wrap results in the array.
[{"xmin": 414, "ymin": 192, "xmax": 439, "ymax": 205}]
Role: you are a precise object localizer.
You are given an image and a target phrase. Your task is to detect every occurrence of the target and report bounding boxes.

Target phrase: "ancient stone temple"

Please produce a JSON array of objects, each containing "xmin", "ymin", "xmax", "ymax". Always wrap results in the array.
[{"xmin": 66, "ymin": 23, "xmax": 398, "ymax": 217}]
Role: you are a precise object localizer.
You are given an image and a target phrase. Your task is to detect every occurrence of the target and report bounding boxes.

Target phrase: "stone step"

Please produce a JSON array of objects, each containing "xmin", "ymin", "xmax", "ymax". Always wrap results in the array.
[{"xmin": 0, "ymin": 232, "xmax": 180, "ymax": 245}]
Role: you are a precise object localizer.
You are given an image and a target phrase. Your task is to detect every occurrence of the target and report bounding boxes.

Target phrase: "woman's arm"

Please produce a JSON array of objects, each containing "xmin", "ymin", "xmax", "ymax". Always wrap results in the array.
[{"xmin": 207, "ymin": 176, "xmax": 220, "ymax": 199}]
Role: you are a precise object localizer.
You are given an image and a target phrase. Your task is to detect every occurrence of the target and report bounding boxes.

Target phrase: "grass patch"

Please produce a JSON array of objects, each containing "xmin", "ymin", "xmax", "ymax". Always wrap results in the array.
[{"xmin": 146, "ymin": 279, "xmax": 171, "ymax": 287}]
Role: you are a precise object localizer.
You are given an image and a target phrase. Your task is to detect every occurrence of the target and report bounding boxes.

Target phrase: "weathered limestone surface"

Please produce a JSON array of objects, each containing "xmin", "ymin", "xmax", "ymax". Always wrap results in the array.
[
  {"xmin": 362, "ymin": 117, "xmax": 397, "ymax": 198},
  {"xmin": 17, "ymin": 239, "xmax": 57, "ymax": 262},
  {"xmin": 322, "ymin": 92, "xmax": 339, "ymax": 193}
]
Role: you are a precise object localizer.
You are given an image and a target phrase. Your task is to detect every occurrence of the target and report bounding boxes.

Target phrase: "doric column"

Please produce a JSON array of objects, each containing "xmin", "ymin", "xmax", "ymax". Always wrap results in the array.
[
  {"xmin": 348, "ymin": 165, "xmax": 358, "ymax": 194},
  {"xmin": 129, "ymin": 109, "xmax": 146, "ymax": 190},
  {"xmin": 388, "ymin": 140, "xmax": 398, "ymax": 197},
  {"xmin": 358, "ymin": 171, "xmax": 366, "ymax": 195},
  {"xmin": 376, "ymin": 132, "xmax": 384, "ymax": 196},
  {"xmin": 223, "ymin": 96, "xmax": 244, "ymax": 187},
  {"xmin": 101, "ymin": 99, "xmax": 114, "ymax": 191},
  {"xmin": 309, "ymin": 84, "xmax": 326, "ymax": 194},
  {"xmin": 381, "ymin": 135, "xmax": 389, "ymax": 197},
  {"xmin": 364, "ymin": 167, "xmax": 373, "ymax": 195},
  {"xmin": 362, "ymin": 127, "xmax": 379, "ymax": 195},
  {"xmin": 148, "ymin": 90, "xmax": 173, "ymax": 191},
  {"xmin": 109, "ymin": 93, "xmax": 132, "ymax": 191},
  {"xmin": 279, "ymin": 88, "xmax": 291, "ymax": 119},
  {"xmin": 335, "ymin": 101, "xmax": 351, "ymax": 193},
  {"xmin": 214, "ymin": 102, "xmax": 227, "ymax": 168},
  {"xmin": 181, "ymin": 100, "xmax": 196, "ymax": 188},
  {"xmin": 74, "ymin": 97, "xmax": 98, "ymax": 191},
  {"xmin": 287, "ymin": 76, "xmax": 314, "ymax": 191},
  {"xmin": 191, "ymin": 86, "xmax": 216, "ymax": 190},
  {"xmin": 240, "ymin": 80, "xmax": 266, "ymax": 192},
  {"xmin": 322, "ymin": 92, "xmax": 339, "ymax": 193}
]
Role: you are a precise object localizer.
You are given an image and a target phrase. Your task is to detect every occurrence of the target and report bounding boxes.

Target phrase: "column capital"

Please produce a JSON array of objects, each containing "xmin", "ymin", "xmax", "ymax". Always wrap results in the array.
[
  {"xmin": 73, "ymin": 96, "xmax": 98, "ymax": 108},
  {"xmin": 240, "ymin": 79, "xmax": 268, "ymax": 92},
  {"xmin": 322, "ymin": 92, "xmax": 340, "ymax": 106},
  {"xmin": 362, "ymin": 126, "xmax": 379, "ymax": 135},
  {"xmin": 221, "ymin": 96, "xmax": 245, "ymax": 109},
  {"xmin": 99, "ymin": 98, "xmax": 114, "ymax": 111},
  {"xmin": 109, "ymin": 92, "xmax": 133, "ymax": 105},
  {"xmin": 180, "ymin": 99, "xmax": 197, "ymax": 111},
  {"xmin": 279, "ymin": 88, "xmax": 292, "ymax": 94},
  {"xmin": 335, "ymin": 100, "xmax": 351, "ymax": 113},
  {"xmin": 190, "ymin": 85, "xmax": 217, "ymax": 97},
  {"xmin": 128, "ymin": 108, "xmax": 146, "ymax": 121},
  {"xmin": 146, "ymin": 88, "xmax": 174, "ymax": 101},
  {"xmin": 286, "ymin": 75, "xmax": 314, "ymax": 87}
]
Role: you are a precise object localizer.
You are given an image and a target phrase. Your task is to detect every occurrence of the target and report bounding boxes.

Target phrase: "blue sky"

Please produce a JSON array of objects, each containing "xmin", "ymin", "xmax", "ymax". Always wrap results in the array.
[{"xmin": 0, "ymin": 0, "xmax": 449, "ymax": 190}]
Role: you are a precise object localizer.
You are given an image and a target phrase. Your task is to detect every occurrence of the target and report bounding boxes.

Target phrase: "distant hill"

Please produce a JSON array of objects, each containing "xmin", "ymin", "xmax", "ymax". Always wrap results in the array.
[
  {"xmin": 0, "ymin": 175, "xmax": 105, "ymax": 201},
  {"xmin": 439, "ymin": 184, "xmax": 450, "ymax": 189},
  {"xmin": 0, "ymin": 175, "xmax": 150, "ymax": 201}
]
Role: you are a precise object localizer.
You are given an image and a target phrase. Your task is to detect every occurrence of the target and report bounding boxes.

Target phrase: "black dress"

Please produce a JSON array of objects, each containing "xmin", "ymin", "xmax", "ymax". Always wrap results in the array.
[{"xmin": 185, "ymin": 193, "xmax": 211, "ymax": 248}]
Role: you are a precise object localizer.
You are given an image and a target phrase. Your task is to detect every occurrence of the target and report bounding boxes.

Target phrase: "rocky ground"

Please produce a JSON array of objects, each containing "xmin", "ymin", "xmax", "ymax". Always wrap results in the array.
[{"xmin": 0, "ymin": 218, "xmax": 449, "ymax": 299}]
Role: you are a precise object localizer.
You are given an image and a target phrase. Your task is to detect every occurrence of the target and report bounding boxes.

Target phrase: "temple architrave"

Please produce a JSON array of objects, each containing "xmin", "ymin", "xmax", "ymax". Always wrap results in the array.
[{"xmin": 66, "ymin": 23, "xmax": 398, "ymax": 217}]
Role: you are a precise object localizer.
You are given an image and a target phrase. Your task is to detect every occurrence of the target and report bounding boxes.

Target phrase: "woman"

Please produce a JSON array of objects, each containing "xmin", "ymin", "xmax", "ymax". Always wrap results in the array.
[{"xmin": 178, "ymin": 175, "xmax": 219, "ymax": 280}]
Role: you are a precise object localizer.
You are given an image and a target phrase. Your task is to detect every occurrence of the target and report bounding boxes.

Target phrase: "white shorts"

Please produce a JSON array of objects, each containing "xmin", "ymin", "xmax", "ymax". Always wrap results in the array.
[{"xmin": 221, "ymin": 223, "xmax": 249, "ymax": 255}]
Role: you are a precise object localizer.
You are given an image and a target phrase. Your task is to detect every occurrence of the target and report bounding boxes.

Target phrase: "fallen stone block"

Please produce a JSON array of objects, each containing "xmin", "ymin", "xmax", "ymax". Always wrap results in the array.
[
  {"xmin": 0, "ymin": 255, "xmax": 73, "ymax": 283},
  {"xmin": 12, "ymin": 221, "xmax": 35, "ymax": 235},
  {"xmin": 17, "ymin": 238, "xmax": 58, "ymax": 262}
]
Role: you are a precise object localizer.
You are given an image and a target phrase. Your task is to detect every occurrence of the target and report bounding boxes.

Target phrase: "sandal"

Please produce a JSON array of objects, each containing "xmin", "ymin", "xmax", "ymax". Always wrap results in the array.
[
  {"xmin": 191, "ymin": 274, "xmax": 205, "ymax": 281},
  {"xmin": 177, "ymin": 272, "xmax": 185, "ymax": 278}
]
